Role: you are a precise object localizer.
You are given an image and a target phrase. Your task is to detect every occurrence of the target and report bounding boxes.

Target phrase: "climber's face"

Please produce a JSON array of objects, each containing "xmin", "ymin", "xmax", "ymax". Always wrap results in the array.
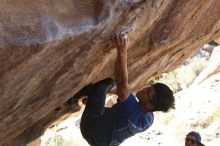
[{"xmin": 136, "ymin": 85, "xmax": 156, "ymax": 112}]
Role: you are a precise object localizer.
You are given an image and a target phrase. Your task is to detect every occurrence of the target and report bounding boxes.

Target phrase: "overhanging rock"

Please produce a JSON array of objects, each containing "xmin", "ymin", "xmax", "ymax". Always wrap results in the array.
[{"xmin": 1, "ymin": 0, "xmax": 220, "ymax": 145}]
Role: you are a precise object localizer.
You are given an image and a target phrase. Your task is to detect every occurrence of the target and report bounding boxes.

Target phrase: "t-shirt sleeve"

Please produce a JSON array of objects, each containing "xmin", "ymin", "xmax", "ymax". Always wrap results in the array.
[{"xmin": 119, "ymin": 93, "xmax": 154, "ymax": 131}]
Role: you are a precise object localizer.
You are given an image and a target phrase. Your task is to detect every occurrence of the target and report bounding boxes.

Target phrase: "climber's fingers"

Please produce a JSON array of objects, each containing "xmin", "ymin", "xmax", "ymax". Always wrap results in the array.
[{"xmin": 115, "ymin": 31, "xmax": 128, "ymax": 50}]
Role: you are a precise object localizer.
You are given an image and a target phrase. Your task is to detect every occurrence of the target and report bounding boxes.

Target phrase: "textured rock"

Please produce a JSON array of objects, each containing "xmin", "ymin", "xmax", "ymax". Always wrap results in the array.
[{"xmin": 1, "ymin": 0, "xmax": 220, "ymax": 144}]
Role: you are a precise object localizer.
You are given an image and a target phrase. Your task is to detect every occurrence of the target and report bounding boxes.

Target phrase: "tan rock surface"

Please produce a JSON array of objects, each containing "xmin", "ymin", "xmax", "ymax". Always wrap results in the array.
[{"xmin": 1, "ymin": 0, "xmax": 220, "ymax": 144}]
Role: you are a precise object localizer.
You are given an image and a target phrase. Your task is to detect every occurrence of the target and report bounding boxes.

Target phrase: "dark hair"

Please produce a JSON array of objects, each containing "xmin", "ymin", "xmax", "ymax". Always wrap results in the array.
[{"xmin": 152, "ymin": 83, "xmax": 175, "ymax": 112}]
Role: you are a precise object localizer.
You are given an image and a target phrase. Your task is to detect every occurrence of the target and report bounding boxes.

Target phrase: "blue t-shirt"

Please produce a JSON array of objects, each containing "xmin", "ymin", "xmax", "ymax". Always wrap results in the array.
[
  {"xmin": 110, "ymin": 93, "xmax": 154, "ymax": 146},
  {"xmin": 94, "ymin": 93, "xmax": 154, "ymax": 146}
]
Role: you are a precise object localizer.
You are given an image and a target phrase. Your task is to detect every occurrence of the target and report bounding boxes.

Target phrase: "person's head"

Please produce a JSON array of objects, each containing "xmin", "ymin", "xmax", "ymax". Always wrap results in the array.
[
  {"xmin": 185, "ymin": 131, "xmax": 205, "ymax": 146},
  {"xmin": 136, "ymin": 83, "xmax": 175, "ymax": 112}
]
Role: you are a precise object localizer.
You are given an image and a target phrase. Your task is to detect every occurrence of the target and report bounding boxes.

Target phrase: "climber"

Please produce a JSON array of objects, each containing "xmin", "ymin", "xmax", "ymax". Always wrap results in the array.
[{"xmin": 68, "ymin": 32, "xmax": 175, "ymax": 146}]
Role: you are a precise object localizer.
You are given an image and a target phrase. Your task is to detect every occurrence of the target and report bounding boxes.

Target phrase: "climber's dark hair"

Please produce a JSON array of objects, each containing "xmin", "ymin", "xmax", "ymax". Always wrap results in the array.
[{"xmin": 151, "ymin": 83, "xmax": 175, "ymax": 112}]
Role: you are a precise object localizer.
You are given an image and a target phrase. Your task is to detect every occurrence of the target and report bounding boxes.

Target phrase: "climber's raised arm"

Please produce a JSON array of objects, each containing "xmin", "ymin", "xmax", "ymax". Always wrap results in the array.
[{"xmin": 114, "ymin": 32, "xmax": 129, "ymax": 102}]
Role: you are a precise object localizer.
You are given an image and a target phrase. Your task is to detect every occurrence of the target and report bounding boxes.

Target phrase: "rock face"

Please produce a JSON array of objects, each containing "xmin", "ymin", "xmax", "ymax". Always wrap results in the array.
[{"xmin": 1, "ymin": 0, "xmax": 220, "ymax": 145}]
